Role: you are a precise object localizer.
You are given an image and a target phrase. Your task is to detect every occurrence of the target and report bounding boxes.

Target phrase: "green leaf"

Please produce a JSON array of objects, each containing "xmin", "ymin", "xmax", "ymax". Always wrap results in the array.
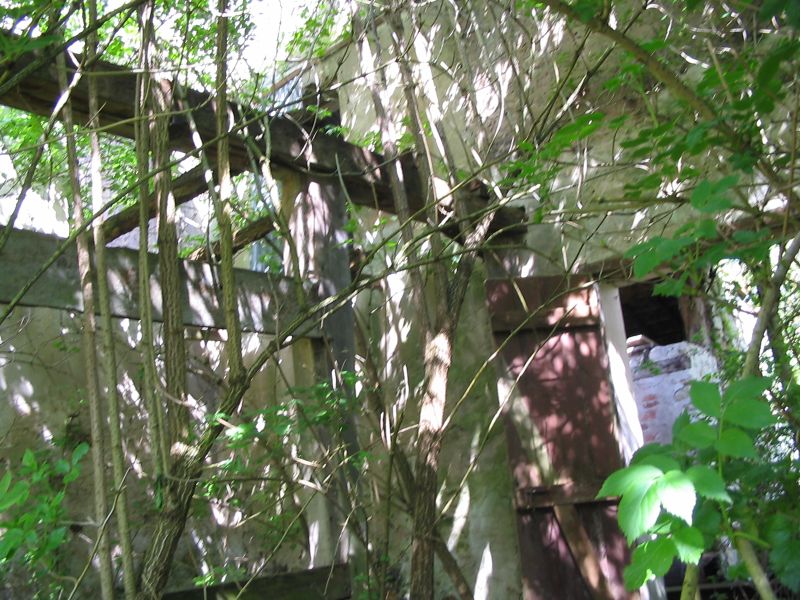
[
  {"xmin": 633, "ymin": 251, "xmax": 663, "ymax": 278},
  {"xmin": 0, "ymin": 528, "xmax": 25, "ymax": 561},
  {"xmin": 619, "ymin": 479, "xmax": 662, "ymax": 542},
  {"xmin": 0, "ymin": 480, "xmax": 30, "ymax": 511},
  {"xmin": 672, "ymin": 411, "xmax": 691, "ymax": 439},
  {"xmin": 686, "ymin": 466, "xmax": 731, "ymax": 503},
  {"xmin": 672, "ymin": 526, "xmax": 706, "ymax": 564},
  {"xmin": 657, "ymin": 470, "xmax": 696, "ymax": 524},
  {"xmin": 623, "ymin": 538, "xmax": 677, "ymax": 590},
  {"xmin": 634, "ymin": 452, "xmax": 681, "ymax": 473},
  {"xmin": 72, "ymin": 442, "xmax": 90, "ymax": 465},
  {"xmin": 22, "ymin": 449, "xmax": 37, "ymax": 470},
  {"xmin": 724, "ymin": 397, "xmax": 777, "ymax": 430},
  {"xmin": 693, "ymin": 219, "xmax": 719, "ymax": 240},
  {"xmin": 45, "ymin": 527, "xmax": 67, "ymax": 551},
  {"xmin": 690, "ymin": 176, "xmax": 738, "ymax": 213},
  {"xmin": 723, "ymin": 376, "xmax": 771, "ymax": 403},
  {"xmin": 677, "ymin": 421, "xmax": 717, "ymax": 449},
  {"xmin": 0, "ymin": 472, "xmax": 10, "ymax": 496},
  {"xmin": 598, "ymin": 464, "xmax": 663, "ymax": 498},
  {"xmin": 716, "ymin": 427, "xmax": 757, "ymax": 458},
  {"xmin": 690, "ymin": 381, "xmax": 721, "ymax": 419},
  {"xmin": 694, "ymin": 502, "xmax": 723, "ymax": 542},
  {"xmin": 653, "ymin": 273, "xmax": 689, "ymax": 297}
]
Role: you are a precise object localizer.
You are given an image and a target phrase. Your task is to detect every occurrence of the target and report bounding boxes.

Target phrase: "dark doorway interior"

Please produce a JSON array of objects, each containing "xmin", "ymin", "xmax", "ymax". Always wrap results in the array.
[{"xmin": 619, "ymin": 283, "xmax": 686, "ymax": 345}]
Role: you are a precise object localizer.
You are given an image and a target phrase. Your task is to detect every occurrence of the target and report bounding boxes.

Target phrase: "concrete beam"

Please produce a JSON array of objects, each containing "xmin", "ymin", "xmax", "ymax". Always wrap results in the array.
[{"xmin": 0, "ymin": 226, "xmax": 319, "ymax": 337}]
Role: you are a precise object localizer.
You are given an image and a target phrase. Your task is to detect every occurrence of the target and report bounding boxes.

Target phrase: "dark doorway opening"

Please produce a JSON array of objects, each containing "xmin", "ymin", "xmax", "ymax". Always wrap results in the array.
[{"xmin": 619, "ymin": 282, "xmax": 686, "ymax": 345}]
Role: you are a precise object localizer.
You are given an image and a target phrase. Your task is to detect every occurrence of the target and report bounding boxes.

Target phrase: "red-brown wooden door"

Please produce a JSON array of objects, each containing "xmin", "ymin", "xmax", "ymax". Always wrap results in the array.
[{"xmin": 486, "ymin": 277, "xmax": 635, "ymax": 600}]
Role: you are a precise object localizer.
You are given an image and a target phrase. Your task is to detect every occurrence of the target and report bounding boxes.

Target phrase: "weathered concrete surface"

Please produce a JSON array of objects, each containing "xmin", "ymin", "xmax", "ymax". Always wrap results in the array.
[
  {"xmin": 0, "ymin": 226, "xmax": 319, "ymax": 337},
  {"xmin": 0, "ymin": 304, "xmax": 318, "ymax": 597},
  {"xmin": 351, "ymin": 257, "xmax": 523, "ymax": 599}
]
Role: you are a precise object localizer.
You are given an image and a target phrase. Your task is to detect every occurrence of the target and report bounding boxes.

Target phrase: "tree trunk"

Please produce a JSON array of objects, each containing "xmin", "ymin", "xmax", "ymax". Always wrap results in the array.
[
  {"xmin": 56, "ymin": 43, "xmax": 115, "ymax": 600},
  {"xmin": 86, "ymin": 2, "xmax": 137, "ymax": 592}
]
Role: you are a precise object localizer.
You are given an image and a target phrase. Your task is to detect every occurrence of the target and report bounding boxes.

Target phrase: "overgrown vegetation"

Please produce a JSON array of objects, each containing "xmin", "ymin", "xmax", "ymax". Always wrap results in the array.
[{"xmin": 0, "ymin": 0, "xmax": 799, "ymax": 598}]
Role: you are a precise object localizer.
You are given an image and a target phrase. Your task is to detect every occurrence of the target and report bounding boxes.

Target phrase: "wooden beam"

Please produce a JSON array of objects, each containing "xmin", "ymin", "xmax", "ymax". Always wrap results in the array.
[
  {"xmin": 161, "ymin": 564, "xmax": 351, "ymax": 599},
  {"xmin": 101, "ymin": 164, "xmax": 227, "ymax": 242},
  {"xmin": 0, "ymin": 34, "xmax": 525, "ymax": 240},
  {"xmin": 515, "ymin": 482, "xmax": 612, "ymax": 510},
  {"xmin": 0, "ymin": 226, "xmax": 320, "ymax": 337},
  {"xmin": 189, "ymin": 214, "xmax": 276, "ymax": 262}
]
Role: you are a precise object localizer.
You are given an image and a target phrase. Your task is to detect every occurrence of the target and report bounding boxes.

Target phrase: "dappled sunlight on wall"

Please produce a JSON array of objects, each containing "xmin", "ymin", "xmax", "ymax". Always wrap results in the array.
[{"xmin": 0, "ymin": 301, "xmax": 318, "ymax": 595}]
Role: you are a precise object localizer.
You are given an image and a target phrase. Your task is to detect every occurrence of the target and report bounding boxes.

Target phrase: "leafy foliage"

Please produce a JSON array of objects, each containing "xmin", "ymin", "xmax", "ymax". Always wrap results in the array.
[
  {"xmin": 600, "ymin": 376, "xmax": 800, "ymax": 591},
  {"xmin": 0, "ymin": 443, "xmax": 89, "ymax": 598}
]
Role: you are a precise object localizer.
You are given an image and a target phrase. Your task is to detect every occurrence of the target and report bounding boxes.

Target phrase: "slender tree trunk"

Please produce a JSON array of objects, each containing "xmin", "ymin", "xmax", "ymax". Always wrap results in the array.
[
  {"xmin": 212, "ymin": 0, "xmax": 244, "ymax": 383},
  {"xmin": 56, "ymin": 44, "xmax": 115, "ymax": 600},
  {"xmin": 357, "ymin": 5, "xmax": 498, "ymax": 597},
  {"xmin": 86, "ymin": 2, "xmax": 136, "ymax": 596},
  {"xmin": 137, "ymin": 375, "xmax": 250, "ymax": 598},
  {"xmin": 150, "ymin": 59, "xmax": 189, "ymax": 445},
  {"xmin": 136, "ymin": 4, "xmax": 246, "ymax": 595},
  {"xmin": 135, "ymin": 1, "xmax": 169, "ymax": 478}
]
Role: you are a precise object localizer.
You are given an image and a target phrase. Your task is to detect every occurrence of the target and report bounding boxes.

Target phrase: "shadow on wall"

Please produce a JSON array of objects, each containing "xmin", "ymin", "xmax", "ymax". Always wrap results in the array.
[{"xmin": 0, "ymin": 304, "xmax": 313, "ymax": 597}]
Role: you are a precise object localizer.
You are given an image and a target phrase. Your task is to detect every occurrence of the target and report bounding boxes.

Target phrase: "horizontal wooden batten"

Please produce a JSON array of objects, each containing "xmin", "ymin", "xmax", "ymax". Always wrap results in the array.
[
  {"xmin": 485, "ymin": 276, "xmax": 600, "ymax": 332},
  {"xmin": 515, "ymin": 482, "xmax": 613, "ymax": 510},
  {"xmin": 0, "ymin": 226, "xmax": 319, "ymax": 337}
]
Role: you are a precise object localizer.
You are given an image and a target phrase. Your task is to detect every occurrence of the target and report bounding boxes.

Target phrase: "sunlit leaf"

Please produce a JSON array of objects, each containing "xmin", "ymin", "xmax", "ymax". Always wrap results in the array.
[
  {"xmin": 633, "ymin": 452, "xmax": 681, "ymax": 473},
  {"xmin": 657, "ymin": 470, "xmax": 696, "ymax": 525},
  {"xmin": 598, "ymin": 464, "xmax": 663, "ymax": 498},
  {"xmin": 619, "ymin": 479, "xmax": 662, "ymax": 542}
]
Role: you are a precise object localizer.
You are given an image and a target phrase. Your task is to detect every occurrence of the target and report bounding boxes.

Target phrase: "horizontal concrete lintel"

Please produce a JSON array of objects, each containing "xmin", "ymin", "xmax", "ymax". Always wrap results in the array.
[{"xmin": 0, "ymin": 226, "xmax": 320, "ymax": 338}]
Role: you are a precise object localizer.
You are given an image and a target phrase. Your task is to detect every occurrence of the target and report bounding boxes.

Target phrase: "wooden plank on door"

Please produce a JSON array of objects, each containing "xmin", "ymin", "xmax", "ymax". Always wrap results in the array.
[{"xmin": 553, "ymin": 503, "xmax": 616, "ymax": 600}]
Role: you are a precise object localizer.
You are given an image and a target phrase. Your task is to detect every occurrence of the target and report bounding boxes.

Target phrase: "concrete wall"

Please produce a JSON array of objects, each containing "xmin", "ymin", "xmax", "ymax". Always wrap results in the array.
[
  {"xmin": 313, "ymin": 1, "xmax": 702, "ymax": 279},
  {"xmin": 0, "ymin": 304, "xmax": 322, "ymax": 596}
]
